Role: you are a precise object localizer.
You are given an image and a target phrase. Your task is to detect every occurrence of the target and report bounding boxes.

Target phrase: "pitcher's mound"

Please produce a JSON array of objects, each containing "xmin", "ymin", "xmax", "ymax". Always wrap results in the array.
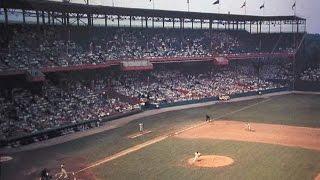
[{"xmin": 187, "ymin": 155, "xmax": 234, "ymax": 168}]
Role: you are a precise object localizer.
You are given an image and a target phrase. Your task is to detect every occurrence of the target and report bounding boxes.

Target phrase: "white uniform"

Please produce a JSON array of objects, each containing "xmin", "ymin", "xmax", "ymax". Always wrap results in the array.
[
  {"xmin": 58, "ymin": 165, "xmax": 68, "ymax": 179},
  {"xmin": 139, "ymin": 123, "xmax": 144, "ymax": 132},
  {"xmin": 246, "ymin": 123, "xmax": 252, "ymax": 131},
  {"xmin": 193, "ymin": 152, "xmax": 201, "ymax": 163}
]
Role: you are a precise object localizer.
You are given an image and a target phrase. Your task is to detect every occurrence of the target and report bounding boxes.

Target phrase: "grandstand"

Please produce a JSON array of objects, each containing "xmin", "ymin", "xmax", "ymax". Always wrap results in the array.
[
  {"xmin": 0, "ymin": 0, "xmax": 306, "ymax": 146},
  {"xmin": 1, "ymin": 1, "xmax": 319, "ymax": 180}
]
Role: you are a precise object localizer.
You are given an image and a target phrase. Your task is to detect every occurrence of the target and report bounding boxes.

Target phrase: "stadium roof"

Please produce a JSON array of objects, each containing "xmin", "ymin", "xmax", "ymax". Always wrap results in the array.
[{"xmin": 1, "ymin": 0, "xmax": 306, "ymax": 22}]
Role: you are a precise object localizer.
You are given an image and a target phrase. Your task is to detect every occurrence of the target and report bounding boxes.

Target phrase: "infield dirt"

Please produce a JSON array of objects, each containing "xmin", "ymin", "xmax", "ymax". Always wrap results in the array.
[
  {"xmin": 176, "ymin": 121, "xmax": 320, "ymax": 151},
  {"xmin": 187, "ymin": 155, "xmax": 234, "ymax": 168}
]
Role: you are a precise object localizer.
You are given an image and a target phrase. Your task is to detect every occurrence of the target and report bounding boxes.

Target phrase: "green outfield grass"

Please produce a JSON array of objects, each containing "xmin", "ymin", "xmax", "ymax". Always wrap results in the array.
[
  {"xmin": 2, "ymin": 93, "xmax": 320, "ymax": 180},
  {"xmin": 93, "ymin": 138, "xmax": 320, "ymax": 180}
]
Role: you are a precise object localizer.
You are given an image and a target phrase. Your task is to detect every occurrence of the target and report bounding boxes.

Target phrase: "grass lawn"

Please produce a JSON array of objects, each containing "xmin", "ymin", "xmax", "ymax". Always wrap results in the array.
[
  {"xmin": 2, "ymin": 94, "xmax": 320, "ymax": 180},
  {"xmin": 93, "ymin": 138, "xmax": 320, "ymax": 180}
]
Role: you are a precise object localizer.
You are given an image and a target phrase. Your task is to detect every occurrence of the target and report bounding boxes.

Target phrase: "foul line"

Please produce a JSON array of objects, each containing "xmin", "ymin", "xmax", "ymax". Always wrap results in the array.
[
  {"xmin": 76, "ymin": 136, "xmax": 167, "ymax": 173},
  {"xmin": 76, "ymin": 97, "xmax": 272, "ymax": 174}
]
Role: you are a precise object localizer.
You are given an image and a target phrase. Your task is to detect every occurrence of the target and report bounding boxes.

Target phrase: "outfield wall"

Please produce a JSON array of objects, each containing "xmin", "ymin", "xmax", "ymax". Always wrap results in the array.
[
  {"xmin": 295, "ymin": 80, "xmax": 320, "ymax": 91},
  {"xmin": 155, "ymin": 87, "xmax": 290, "ymax": 109}
]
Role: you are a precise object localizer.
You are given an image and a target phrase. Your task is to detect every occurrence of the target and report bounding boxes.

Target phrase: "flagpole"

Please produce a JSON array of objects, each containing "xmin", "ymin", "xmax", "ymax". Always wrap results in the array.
[
  {"xmin": 245, "ymin": 0, "xmax": 247, "ymax": 15},
  {"xmin": 188, "ymin": 0, "xmax": 190, "ymax": 12},
  {"xmin": 263, "ymin": 1, "xmax": 265, "ymax": 16},
  {"xmin": 153, "ymin": 0, "xmax": 155, "ymax": 10},
  {"xmin": 294, "ymin": 1, "xmax": 297, "ymax": 16}
]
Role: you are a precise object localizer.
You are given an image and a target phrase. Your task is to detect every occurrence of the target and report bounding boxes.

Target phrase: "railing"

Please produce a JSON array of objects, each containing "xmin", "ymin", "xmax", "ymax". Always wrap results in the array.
[{"xmin": 0, "ymin": 52, "xmax": 294, "ymax": 76}]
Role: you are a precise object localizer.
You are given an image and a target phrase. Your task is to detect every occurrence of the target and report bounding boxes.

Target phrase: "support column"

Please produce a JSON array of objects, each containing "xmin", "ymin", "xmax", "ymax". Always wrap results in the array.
[
  {"xmin": 52, "ymin": 12, "xmax": 55, "ymax": 25},
  {"xmin": 36, "ymin": 11, "xmax": 40, "ymax": 25},
  {"xmin": 249, "ymin": 21, "xmax": 252, "ymax": 33},
  {"xmin": 47, "ymin": 11, "xmax": 51, "ymax": 25},
  {"xmin": 129, "ymin": 16, "xmax": 132, "ymax": 28},
  {"xmin": 77, "ymin": 14, "xmax": 80, "ymax": 26},
  {"xmin": 141, "ymin": 16, "xmax": 143, "ymax": 28},
  {"xmin": 163, "ymin": 17, "xmax": 165, "ymax": 28},
  {"xmin": 259, "ymin": 21, "xmax": 262, "ymax": 33},
  {"xmin": 87, "ymin": 14, "xmax": 91, "ymax": 26},
  {"xmin": 91, "ymin": 14, "xmax": 93, "ymax": 26},
  {"xmin": 4, "ymin": 8, "xmax": 8, "ymax": 25},
  {"xmin": 104, "ymin": 15, "xmax": 107, "ymax": 27},
  {"xmin": 22, "ymin": 9, "xmax": 26, "ymax": 24},
  {"xmin": 191, "ymin": 19, "xmax": 194, "ymax": 29},
  {"xmin": 118, "ymin": 15, "xmax": 120, "ymax": 27},
  {"xmin": 200, "ymin": 19, "xmax": 203, "ymax": 29},
  {"xmin": 145, "ymin": 16, "xmax": 148, "ymax": 28},
  {"xmin": 66, "ymin": 13, "xmax": 69, "ymax": 26},
  {"xmin": 173, "ymin": 18, "xmax": 175, "ymax": 28},
  {"xmin": 42, "ymin": 11, "xmax": 45, "ymax": 25},
  {"xmin": 182, "ymin": 18, "xmax": 184, "ymax": 29},
  {"xmin": 152, "ymin": 17, "xmax": 154, "ymax": 28},
  {"xmin": 304, "ymin": 20, "xmax": 306, "ymax": 33}
]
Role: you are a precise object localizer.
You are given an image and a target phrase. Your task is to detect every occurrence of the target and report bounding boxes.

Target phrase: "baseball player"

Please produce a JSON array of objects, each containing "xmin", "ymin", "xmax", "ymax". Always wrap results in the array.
[
  {"xmin": 246, "ymin": 123, "xmax": 252, "ymax": 131},
  {"xmin": 57, "ymin": 164, "xmax": 68, "ymax": 179},
  {"xmin": 193, "ymin": 152, "xmax": 201, "ymax": 163},
  {"xmin": 205, "ymin": 114, "xmax": 210, "ymax": 122}
]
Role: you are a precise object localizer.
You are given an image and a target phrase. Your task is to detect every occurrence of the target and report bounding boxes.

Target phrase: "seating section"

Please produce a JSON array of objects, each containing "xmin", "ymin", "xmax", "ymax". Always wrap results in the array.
[
  {"xmin": 300, "ymin": 65, "xmax": 320, "ymax": 81},
  {"xmin": 0, "ymin": 24, "xmax": 299, "ymax": 72}
]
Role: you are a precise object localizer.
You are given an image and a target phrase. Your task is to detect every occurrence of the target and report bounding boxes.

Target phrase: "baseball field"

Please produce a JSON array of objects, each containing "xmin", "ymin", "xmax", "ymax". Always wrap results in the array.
[{"xmin": 1, "ymin": 92, "xmax": 320, "ymax": 180}]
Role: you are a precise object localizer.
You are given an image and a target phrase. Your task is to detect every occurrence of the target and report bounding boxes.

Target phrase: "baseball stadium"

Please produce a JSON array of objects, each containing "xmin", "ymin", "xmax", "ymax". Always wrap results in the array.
[{"xmin": 0, "ymin": 0, "xmax": 320, "ymax": 180}]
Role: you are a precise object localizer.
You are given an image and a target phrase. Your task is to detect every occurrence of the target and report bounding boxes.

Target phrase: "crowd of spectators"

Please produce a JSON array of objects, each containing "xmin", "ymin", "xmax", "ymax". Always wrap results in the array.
[
  {"xmin": 114, "ymin": 60, "xmax": 292, "ymax": 104},
  {"xmin": 299, "ymin": 65, "xmax": 320, "ymax": 81},
  {"xmin": 0, "ymin": 59, "xmax": 292, "ymax": 142},
  {"xmin": 0, "ymin": 25, "xmax": 297, "ymax": 72},
  {"xmin": 0, "ymin": 80, "xmax": 136, "ymax": 141}
]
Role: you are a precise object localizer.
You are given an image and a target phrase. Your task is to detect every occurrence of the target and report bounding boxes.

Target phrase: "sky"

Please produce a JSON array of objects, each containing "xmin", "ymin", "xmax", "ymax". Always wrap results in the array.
[{"xmin": 52, "ymin": 0, "xmax": 319, "ymax": 34}]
